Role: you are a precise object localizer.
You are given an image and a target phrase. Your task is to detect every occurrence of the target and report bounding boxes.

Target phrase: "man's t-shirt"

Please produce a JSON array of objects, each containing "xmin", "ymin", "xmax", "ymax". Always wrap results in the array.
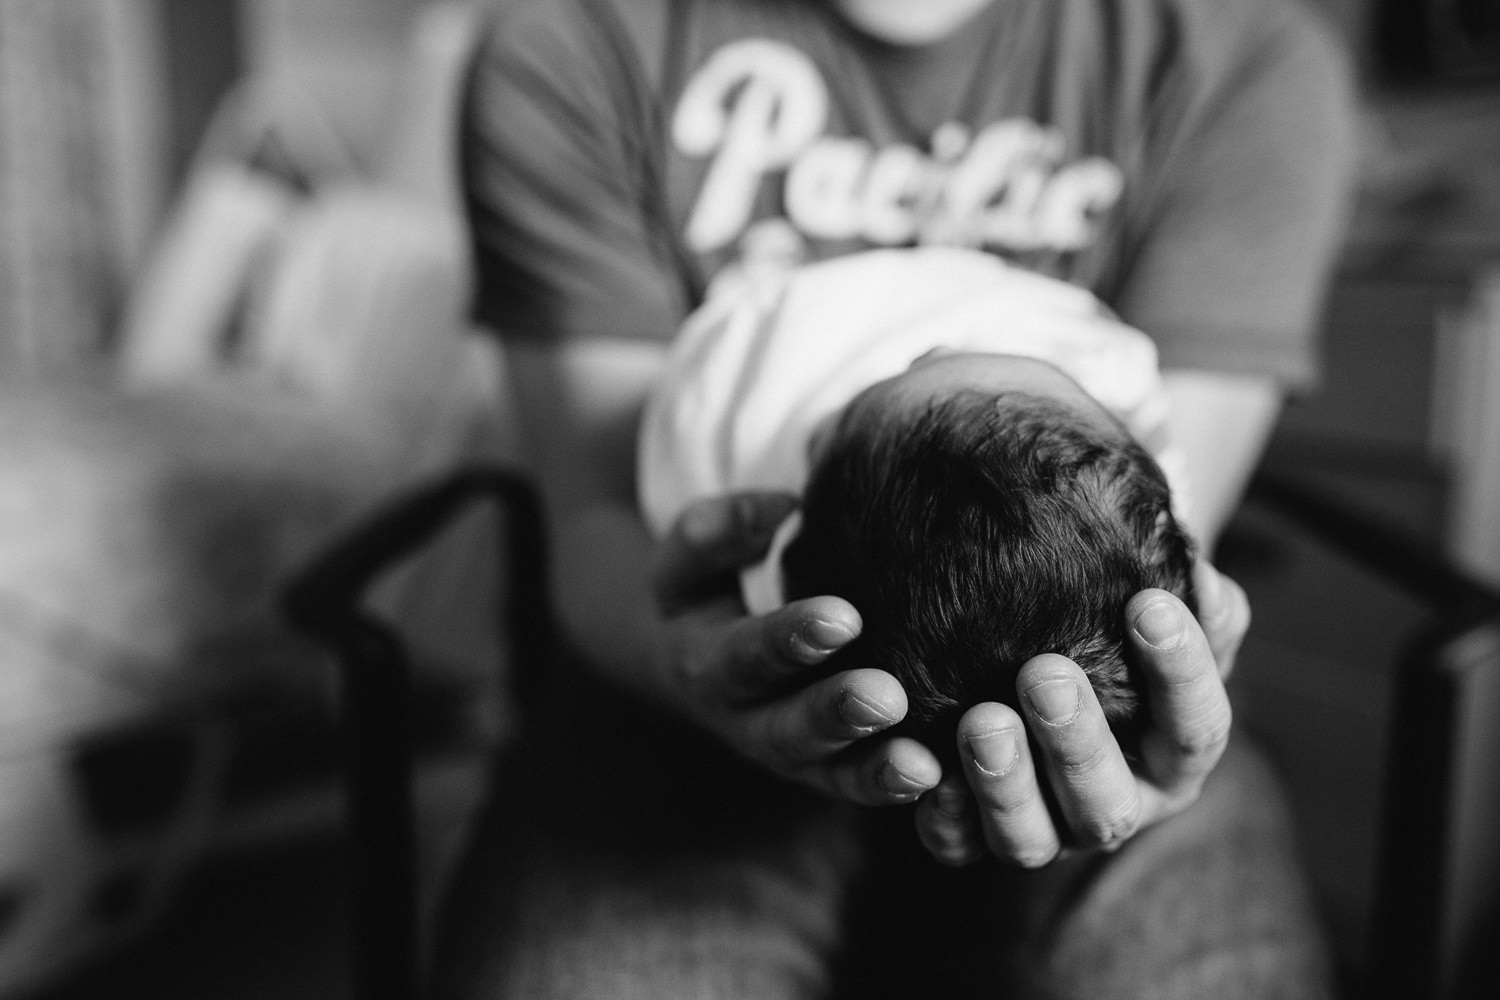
[{"xmin": 463, "ymin": 0, "xmax": 1357, "ymax": 386}]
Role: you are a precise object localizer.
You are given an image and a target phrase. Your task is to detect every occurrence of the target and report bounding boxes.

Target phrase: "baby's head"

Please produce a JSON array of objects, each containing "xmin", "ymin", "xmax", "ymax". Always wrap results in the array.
[{"xmin": 781, "ymin": 353, "xmax": 1195, "ymax": 760}]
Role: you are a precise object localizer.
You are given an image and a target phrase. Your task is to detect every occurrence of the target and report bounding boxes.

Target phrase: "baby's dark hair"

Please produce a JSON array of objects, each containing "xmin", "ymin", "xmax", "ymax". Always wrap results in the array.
[{"xmin": 781, "ymin": 387, "xmax": 1196, "ymax": 760}]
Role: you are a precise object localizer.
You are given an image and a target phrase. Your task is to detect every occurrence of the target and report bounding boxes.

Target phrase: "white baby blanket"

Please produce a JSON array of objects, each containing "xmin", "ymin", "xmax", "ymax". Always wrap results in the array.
[{"xmin": 639, "ymin": 246, "xmax": 1186, "ymax": 613}]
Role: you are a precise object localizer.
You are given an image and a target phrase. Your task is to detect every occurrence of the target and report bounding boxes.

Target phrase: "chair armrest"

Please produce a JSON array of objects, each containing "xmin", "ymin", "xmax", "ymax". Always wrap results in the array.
[
  {"xmin": 1245, "ymin": 468, "xmax": 1500, "ymax": 622},
  {"xmin": 283, "ymin": 466, "xmax": 546, "ymax": 642},
  {"xmin": 1242, "ymin": 468, "xmax": 1500, "ymax": 1000},
  {"xmin": 280, "ymin": 463, "xmax": 551, "ymax": 1000}
]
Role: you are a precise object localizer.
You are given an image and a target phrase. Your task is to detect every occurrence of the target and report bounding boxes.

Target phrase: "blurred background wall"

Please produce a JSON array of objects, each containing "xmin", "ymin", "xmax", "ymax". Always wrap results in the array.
[
  {"xmin": 0, "ymin": 0, "xmax": 435, "ymax": 376},
  {"xmin": 0, "ymin": 0, "xmax": 166, "ymax": 371}
]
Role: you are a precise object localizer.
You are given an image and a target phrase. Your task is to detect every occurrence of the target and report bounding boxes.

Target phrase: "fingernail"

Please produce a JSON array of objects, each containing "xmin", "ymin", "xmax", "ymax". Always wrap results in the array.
[
  {"xmin": 1133, "ymin": 599, "xmax": 1185, "ymax": 650},
  {"xmin": 934, "ymin": 783, "xmax": 969, "ymax": 818},
  {"xmin": 879, "ymin": 762, "xmax": 931, "ymax": 798},
  {"xmin": 802, "ymin": 617, "xmax": 857, "ymax": 654},
  {"xmin": 1024, "ymin": 679, "xmax": 1081, "ymax": 725},
  {"xmin": 840, "ymin": 690, "xmax": 897, "ymax": 731},
  {"xmin": 966, "ymin": 728, "xmax": 1020, "ymax": 776}
]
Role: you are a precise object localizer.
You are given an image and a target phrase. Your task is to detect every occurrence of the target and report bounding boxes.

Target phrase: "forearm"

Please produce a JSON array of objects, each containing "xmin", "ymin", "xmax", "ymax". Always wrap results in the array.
[
  {"xmin": 1163, "ymin": 369, "xmax": 1283, "ymax": 551},
  {"xmin": 547, "ymin": 499, "xmax": 678, "ymax": 698},
  {"xmin": 504, "ymin": 338, "xmax": 686, "ymax": 702}
]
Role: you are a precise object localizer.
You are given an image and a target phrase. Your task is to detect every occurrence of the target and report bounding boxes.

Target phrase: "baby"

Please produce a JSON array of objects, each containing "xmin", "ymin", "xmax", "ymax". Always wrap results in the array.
[{"xmin": 639, "ymin": 247, "xmax": 1196, "ymax": 757}]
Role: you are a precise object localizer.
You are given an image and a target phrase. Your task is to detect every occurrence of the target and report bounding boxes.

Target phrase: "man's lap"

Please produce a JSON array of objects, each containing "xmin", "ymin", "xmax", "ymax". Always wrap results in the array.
[
  {"xmin": 837, "ymin": 738, "xmax": 1336, "ymax": 999},
  {"xmin": 429, "ymin": 669, "xmax": 865, "ymax": 999},
  {"xmin": 431, "ymin": 674, "xmax": 1334, "ymax": 1000}
]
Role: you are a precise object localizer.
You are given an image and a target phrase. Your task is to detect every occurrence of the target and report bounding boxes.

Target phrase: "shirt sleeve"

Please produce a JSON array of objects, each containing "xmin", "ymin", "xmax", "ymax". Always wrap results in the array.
[
  {"xmin": 1112, "ymin": 0, "xmax": 1360, "ymax": 389},
  {"xmin": 460, "ymin": 0, "xmax": 693, "ymax": 343}
]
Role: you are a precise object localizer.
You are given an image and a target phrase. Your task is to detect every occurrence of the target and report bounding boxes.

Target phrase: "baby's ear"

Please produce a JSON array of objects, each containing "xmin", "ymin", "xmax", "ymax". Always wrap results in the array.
[
  {"xmin": 1148, "ymin": 506, "xmax": 1194, "ymax": 551},
  {"xmin": 1141, "ymin": 508, "xmax": 1175, "ymax": 556}
]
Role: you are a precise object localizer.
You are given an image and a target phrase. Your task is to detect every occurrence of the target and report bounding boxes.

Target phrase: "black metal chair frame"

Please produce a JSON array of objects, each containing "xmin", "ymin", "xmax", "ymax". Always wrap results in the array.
[
  {"xmin": 282, "ymin": 464, "xmax": 1500, "ymax": 1000},
  {"xmin": 282, "ymin": 467, "xmax": 552, "ymax": 1000}
]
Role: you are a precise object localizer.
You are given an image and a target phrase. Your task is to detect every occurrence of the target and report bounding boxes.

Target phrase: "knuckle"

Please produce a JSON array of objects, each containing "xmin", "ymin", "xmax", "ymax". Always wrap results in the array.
[
  {"xmin": 930, "ymin": 783, "xmax": 971, "ymax": 821},
  {"xmin": 1159, "ymin": 655, "xmax": 1213, "ymax": 690},
  {"xmin": 1052, "ymin": 736, "xmax": 1115, "ymax": 779},
  {"xmin": 925, "ymin": 831, "xmax": 982, "ymax": 867},
  {"xmin": 978, "ymin": 806, "xmax": 1062, "ymax": 868},
  {"xmin": 1172, "ymin": 715, "xmax": 1232, "ymax": 760},
  {"xmin": 1076, "ymin": 801, "xmax": 1142, "ymax": 849},
  {"xmin": 976, "ymin": 779, "xmax": 1034, "ymax": 818},
  {"xmin": 918, "ymin": 815, "xmax": 980, "ymax": 866}
]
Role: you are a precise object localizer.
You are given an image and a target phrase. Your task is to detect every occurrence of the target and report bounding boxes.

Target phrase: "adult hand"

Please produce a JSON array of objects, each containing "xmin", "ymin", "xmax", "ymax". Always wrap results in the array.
[
  {"xmin": 652, "ymin": 491, "xmax": 943, "ymax": 805},
  {"xmin": 914, "ymin": 559, "xmax": 1246, "ymax": 866}
]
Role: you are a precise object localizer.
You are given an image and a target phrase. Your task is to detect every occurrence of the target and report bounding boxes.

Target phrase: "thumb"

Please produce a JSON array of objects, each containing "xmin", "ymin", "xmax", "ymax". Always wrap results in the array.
[{"xmin": 653, "ymin": 492, "xmax": 798, "ymax": 610}]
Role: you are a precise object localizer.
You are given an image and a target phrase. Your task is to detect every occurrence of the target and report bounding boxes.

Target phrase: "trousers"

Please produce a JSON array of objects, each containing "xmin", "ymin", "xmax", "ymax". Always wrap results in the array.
[{"xmin": 431, "ymin": 667, "xmax": 1336, "ymax": 999}]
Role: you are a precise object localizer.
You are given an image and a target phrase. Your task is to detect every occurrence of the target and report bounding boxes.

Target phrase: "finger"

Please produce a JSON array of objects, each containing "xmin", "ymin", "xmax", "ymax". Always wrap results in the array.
[
  {"xmin": 1126, "ymin": 590, "xmax": 1233, "ymax": 795},
  {"xmin": 654, "ymin": 492, "xmax": 799, "ymax": 609},
  {"xmin": 1190, "ymin": 560, "xmax": 1251, "ymax": 680},
  {"xmin": 712, "ymin": 596, "xmax": 863, "ymax": 702},
  {"xmin": 914, "ymin": 776, "xmax": 987, "ymax": 867},
  {"xmin": 816, "ymin": 733, "xmax": 941, "ymax": 807},
  {"xmin": 738, "ymin": 667, "xmax": 908, "ymax": 773},
  {"xmin": 955, "ymin": 702, "xmax": 1060, "ymax": 867},
  {"xmin": 1016, "ymin": 655, "xmax": 1142, "ymax": 850}
]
